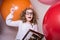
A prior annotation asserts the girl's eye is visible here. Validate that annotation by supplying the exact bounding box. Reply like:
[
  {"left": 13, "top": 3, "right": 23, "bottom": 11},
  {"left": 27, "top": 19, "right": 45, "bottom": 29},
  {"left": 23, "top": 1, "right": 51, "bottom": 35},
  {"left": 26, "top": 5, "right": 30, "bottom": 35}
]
[
  {"left": 26, "top": 13, "right": 29, "bottom": 15},
  {"left": 26, "top": 13, "right": 33, "bottom": 15}
]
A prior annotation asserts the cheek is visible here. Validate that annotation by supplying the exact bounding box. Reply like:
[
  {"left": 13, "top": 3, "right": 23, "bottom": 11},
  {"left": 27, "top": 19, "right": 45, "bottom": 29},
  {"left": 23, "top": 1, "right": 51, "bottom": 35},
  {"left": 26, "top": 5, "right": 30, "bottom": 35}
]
[
  {"left": 25, "top": 15, "right": 28, "bottom": 18},
  {"left": 31, "top": 15, "right": 33, "bottom": 18}
]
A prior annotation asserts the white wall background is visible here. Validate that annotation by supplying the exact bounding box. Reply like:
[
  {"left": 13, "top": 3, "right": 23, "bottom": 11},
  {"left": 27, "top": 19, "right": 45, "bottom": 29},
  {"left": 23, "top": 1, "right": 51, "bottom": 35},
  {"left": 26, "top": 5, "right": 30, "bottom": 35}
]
[{"left": 30, "top": 0, "right": 51, "bottom": 34}]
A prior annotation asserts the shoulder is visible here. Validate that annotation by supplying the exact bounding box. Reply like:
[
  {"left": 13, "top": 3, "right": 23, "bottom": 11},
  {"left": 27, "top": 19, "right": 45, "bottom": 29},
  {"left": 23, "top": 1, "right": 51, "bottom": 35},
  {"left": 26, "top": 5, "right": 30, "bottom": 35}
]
[{"left": 17, "top": 20, "right": 23, "bottom": 26}]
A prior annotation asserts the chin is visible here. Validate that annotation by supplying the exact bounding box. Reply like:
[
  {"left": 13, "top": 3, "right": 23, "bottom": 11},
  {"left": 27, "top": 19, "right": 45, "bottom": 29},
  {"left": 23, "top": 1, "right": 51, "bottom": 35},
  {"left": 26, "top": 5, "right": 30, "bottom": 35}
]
[{"left": 27, "top": 19, "right": 32, "bottom": 22}]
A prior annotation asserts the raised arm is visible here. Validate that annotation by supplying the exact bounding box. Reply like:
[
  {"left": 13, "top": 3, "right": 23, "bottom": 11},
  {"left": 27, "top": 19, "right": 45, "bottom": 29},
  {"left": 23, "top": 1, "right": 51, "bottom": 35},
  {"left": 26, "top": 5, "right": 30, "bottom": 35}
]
[{"left": 6, "top": 6, "right": 21, "bottom": 27}]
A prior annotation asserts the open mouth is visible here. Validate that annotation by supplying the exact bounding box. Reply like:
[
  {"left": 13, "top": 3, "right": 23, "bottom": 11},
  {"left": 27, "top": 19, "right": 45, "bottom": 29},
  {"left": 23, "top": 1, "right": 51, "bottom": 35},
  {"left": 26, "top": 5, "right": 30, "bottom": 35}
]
[{"left": 28, "top": 17, "right": 31, "bottom": 19}]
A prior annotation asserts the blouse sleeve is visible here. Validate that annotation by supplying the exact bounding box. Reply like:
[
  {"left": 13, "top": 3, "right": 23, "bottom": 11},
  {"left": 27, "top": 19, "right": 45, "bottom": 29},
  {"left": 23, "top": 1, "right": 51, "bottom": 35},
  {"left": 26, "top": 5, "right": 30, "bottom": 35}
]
[{"left": 6, "top": 13, "right": 22, "bottom": 27}]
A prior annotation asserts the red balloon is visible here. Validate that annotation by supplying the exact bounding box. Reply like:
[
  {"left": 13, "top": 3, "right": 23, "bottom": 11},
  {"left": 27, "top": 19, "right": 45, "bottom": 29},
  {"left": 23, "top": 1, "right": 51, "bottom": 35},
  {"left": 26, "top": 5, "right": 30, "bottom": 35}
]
[
  {"left": 38, "top": 0, "right": 60, "bottom": 5},
  {"left": 43, "top": 2, "right": 60, "bottom": 40}
]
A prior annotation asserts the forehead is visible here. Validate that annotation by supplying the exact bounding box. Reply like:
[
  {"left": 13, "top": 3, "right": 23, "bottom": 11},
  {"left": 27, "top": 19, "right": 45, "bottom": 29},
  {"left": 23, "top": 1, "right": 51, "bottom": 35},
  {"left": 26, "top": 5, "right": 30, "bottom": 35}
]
[{"left": 26, "top": 9, "right": 33, "bottom": 13}]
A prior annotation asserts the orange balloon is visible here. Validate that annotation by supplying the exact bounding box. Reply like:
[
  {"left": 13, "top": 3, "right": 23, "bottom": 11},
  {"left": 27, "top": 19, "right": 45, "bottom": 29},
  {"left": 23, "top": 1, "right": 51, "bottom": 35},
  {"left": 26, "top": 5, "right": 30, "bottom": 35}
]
[{"left": 1, "top": 0, "right": 31, "bottom": 20}]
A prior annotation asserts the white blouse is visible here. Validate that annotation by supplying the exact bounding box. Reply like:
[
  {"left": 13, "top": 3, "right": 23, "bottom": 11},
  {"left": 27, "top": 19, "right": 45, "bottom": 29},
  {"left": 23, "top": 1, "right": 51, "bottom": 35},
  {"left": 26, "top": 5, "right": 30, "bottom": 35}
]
[{"left": 6, "top": 13, "right": 38, "bottom": 40}]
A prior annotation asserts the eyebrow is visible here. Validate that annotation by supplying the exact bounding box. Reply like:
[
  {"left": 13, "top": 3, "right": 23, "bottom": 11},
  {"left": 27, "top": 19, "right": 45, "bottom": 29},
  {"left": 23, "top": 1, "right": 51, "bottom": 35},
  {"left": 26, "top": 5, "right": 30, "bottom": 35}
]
[{"left": 26, "top": 11, "right": 33, "bottom": 13}]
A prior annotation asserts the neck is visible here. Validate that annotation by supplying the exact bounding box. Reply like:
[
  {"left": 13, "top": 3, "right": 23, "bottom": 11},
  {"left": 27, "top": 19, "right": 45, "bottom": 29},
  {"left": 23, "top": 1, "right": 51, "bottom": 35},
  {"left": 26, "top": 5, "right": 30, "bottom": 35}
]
[{"left": 26, "top": 21, "right": 31, "bottom": 23}]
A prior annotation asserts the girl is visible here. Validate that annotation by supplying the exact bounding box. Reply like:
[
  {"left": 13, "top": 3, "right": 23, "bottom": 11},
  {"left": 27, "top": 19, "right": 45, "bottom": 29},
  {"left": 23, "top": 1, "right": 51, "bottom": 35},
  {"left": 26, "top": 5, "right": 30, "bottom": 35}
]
[{"left": 6, "top": 6, "right": 39, "bottom": 40}]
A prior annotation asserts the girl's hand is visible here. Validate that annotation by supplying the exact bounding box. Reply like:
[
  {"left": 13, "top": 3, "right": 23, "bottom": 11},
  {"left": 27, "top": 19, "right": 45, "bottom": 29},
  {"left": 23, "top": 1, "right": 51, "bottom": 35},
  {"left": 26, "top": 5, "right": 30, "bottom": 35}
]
[{"left": 10, "top": 5, "right": 18, "bottom": 14}]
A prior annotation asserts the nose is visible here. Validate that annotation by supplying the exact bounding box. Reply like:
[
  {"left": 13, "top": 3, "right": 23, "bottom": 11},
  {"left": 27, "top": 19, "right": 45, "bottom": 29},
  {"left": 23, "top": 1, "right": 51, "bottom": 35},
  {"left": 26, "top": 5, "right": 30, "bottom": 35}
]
[{"left": 29, "top": 14, "right": 31, "bottom": 16}]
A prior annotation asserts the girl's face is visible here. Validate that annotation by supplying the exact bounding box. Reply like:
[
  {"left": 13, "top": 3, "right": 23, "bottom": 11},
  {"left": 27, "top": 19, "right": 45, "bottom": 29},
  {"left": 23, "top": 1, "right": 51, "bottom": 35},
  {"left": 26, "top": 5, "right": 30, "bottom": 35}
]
[{"left": 25, "top": 9, "right": 33, "bottom": 22}]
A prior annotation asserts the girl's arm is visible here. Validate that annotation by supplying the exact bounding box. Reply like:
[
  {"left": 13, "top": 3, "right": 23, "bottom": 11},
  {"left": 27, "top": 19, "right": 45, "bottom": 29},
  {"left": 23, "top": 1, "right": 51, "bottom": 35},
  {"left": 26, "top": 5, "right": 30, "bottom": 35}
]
[
  {"left": 6, "top": 6, "right": 22, "bottom": 27},
  {"left": 6, "top": 13, "right": 21, "bottom": 27}
]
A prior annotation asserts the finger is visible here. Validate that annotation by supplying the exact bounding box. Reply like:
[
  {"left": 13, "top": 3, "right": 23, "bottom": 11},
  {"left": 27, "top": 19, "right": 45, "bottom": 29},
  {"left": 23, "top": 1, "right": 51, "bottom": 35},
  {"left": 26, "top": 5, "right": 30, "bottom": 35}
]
[{"left": 14, "top": 6, "right": 18, "bottom": 10}]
